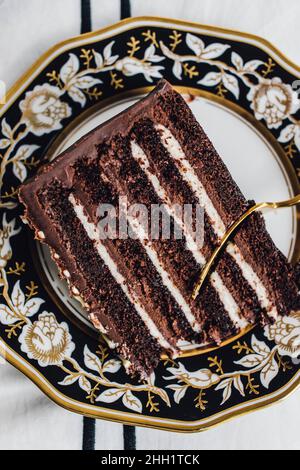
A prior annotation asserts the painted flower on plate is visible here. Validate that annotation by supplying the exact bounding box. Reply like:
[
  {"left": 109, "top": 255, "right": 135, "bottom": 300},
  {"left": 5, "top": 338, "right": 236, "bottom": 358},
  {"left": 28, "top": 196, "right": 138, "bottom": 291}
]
[
  {"left": 19, "top": 312, "right": 75, "bottom": 366},
  {"left": 19, "top": 84, "right": 71, "bottom": 136},
  {"left": 247, "top": 77, "right": 300, "bottom": 129},
  {"left": 265, "top": 312, "right": 300, "bottom": 358}
]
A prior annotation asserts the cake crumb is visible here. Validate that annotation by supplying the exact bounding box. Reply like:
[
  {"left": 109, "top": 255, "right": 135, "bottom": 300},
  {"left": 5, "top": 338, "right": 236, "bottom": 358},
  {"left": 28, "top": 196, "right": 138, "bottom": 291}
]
[
  {"left": 71, "top": 285, "right": 80, "bottom": 295},
  {"left": 37, "top": 230, "right": 45, "bottom": 240}
]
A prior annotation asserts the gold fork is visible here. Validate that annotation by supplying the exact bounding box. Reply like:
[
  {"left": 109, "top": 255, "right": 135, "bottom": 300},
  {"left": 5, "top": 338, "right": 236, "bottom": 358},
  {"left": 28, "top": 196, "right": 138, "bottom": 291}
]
[{"left": 192, "top": 194, "right": 300, "bottom": 301}]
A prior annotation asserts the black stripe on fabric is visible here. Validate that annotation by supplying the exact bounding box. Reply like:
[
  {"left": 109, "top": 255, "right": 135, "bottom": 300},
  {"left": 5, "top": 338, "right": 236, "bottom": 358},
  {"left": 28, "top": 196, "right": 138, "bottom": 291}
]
[
  {"left": 120, "top": 0, "right": 131, "bottom": 19},
  {"left": 80, "top": 0, "right": 92, "bottom": 34},
  {"left": 81, "top": 0, "right": 135, "bottom": 452},
  {"left": 82, "top": 417, "right": 96, "bottom": 450},
  {"left": 123, "top": 425, "right": 136, "bottom": 450},
  {"left": 80, "top": 0, "right": 96, "bottom": 452},
  {"left": 121, "top": 0, "right": 136, "bottom": 454}
]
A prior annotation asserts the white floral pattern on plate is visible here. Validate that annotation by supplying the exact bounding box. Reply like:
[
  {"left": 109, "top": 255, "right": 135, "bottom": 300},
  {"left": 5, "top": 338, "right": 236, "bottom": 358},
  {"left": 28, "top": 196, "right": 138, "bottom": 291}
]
[
  {"left": 0, "top": 214, "right": 170, "bottom": 414},
  {"left": 0, "top": 213, "right": 299, "bottom": 414},
  {"left": 160, "top": 34, "right": 300, "bottom": 128},
  {"left": 0, "top": 40, "right": 164, "bottom": 209},
  {"left": 165, "top": 317, "right": 300, "bottom": 408},
  {"left": 1, "top": 32, "right": 300, "bottom": 209}
]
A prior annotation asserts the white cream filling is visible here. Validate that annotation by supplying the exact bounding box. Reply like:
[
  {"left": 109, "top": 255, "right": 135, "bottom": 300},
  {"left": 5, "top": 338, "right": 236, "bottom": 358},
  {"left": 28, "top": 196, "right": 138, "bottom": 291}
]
[
  {"left": 69, "top": 194, "right": 173, "bottom": 351},
  {"left": 126, "top": 210, "right": 201, "bottom": 333},
  {"left": 226, "top": 243, "right": 278, "bottom": 319},
  {"left": 156, "top": 124, "right": 225, "bottom": 238},
  {"left": 131, "top": 140, "right": 206, "bottom": 266},
  {"left": 156, "top": 124, "right": 277, "bottom": 319},
  {"left": 210, "top": 272, "right": 248, "bottom": 329},
  {"left": 131, "top": 140, "right": 246, "bottom": 329}
]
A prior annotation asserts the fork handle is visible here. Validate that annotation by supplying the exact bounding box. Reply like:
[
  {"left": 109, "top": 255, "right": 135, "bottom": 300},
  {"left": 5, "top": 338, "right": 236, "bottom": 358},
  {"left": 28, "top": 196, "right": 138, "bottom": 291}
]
[{"left": 192, "top": 196, "right": 300, "bottom": 300}]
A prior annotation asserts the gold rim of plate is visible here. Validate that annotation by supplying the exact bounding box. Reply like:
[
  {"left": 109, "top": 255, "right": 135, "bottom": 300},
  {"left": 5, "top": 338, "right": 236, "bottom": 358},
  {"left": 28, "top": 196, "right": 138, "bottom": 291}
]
[{"left": 1, "top": 16, "right": 300, "bottom": 432}]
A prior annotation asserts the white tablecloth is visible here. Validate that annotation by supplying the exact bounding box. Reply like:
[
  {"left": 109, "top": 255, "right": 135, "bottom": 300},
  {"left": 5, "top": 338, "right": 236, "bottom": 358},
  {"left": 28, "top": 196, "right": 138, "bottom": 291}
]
[{"left": 0, "top": 0, "right": 299, "bottom": 450}]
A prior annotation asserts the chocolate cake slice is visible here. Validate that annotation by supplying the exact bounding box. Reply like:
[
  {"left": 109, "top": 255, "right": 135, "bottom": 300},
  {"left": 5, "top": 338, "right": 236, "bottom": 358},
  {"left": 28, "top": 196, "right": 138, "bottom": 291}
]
[{"left": 19, "top": 79, "right": 300, "bottom": 379}]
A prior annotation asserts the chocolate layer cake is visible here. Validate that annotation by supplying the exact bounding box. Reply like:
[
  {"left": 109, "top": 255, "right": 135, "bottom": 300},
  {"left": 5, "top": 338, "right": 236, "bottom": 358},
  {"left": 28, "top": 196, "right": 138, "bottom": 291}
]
[{"left": 19, "top": 80, "right": 300, "bottom": 379}]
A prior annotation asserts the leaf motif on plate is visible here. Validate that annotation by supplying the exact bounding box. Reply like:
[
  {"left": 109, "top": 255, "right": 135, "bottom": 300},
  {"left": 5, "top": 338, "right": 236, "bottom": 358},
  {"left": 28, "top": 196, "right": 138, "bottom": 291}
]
[
  {"left": 231, "top": 52, "right": 244, "bottom": 71},
  {"left": 0, "top": 280, "right": 44, "bottom": 325},
  {"left": 0, "top": 214, "right": 21, "bottom": 269},
  {"left": 1, "top": 118, "right": 12, "bottom": 139},
  {"left": 201, "top": 43, "right": 230, "bottom": 60},
  {"left": 58, "top": 374, "right": 79, "bottom": 386},
  {"left": 67, "top": 86, "right": 87, "bottom": 107},
  {"left": 198, "top": 71, "right": 222, "bottom": 87},
  {"left": 222, "top": 73, "right": 240, "bottom": 99},
  {"left": 71, "top": 76, "right": 102, "bottom": 89},
  {"left": 0, "top": 138, "right": 10, "bottom": 149},
  {"left": 0, "top": 303, "right": 18, "bottom": 325},
  {"left": 215, "top": 378, "right": 233, "bottom": 405},
  {"left": 103, "top": 41, "right": 119, "bottom": 65},
  {"left": 147, "top": 372, "right": 156, "bottom": 386},
  {"left": 186, "top": 33, "right": 205, "bottom": 56},
  {"left": 166, "top": 384, "right": 188, "bottom": 404},
  {"left": 122, "top": 390, "right": 143, "bottom": 413},
  {"left": 60, "top": 53, "right": 80, "bottom": 85},
  {"left": 233, "top": 376, "right": 245, "bottom": 397},
  {"left": 243, "top": 59, "right": 264, "bottom": 72},
  {"left": 260, "top": 355, "right": 279, "bottom": 388},
  {"left": 96, "top": 388, "right": 126, "bottom": 403},
  {"left": 232, "top": 53, "right": 263, "bottom": 73},
  {"left": 294, "top": 128, "right": 300, "bottom": 152},
  {"left": 22, "top": 296, "right": 45, "bottom": 318},
  {"left": 151, "top": 387, "right": 171, "bottom": 407},
  {"left": 78, "top": 375, "right": 92, "bottom": 393},
  {"left": 83, "top": 345, "right": 102, "bottom": 373},
  {"left": 12, "top": 161, "right": 27, "bottom": 184},
  {"left": 172, "top": 61, "right": 183, "bottom": 80},
  {"left": 12, "top": 281, "right": 30, "bottom": 313},
  {"left": 278, "top": 124, "right": 296, "bottom": 143},
  {"left": 93, "top": 51, "right": 103, "bottom": 68},
  {"left": 143, "top": 44, "right": 164, "bottom": 63},
  {"left": 12, "top": 144, "right": 39, "bottom": 183},
  {"left": 102, "top": 358, "right": 122, "bottom": 374},
  {"left": 234, "top": 354, "right": 263, "bottom": 368},
  {"left": 251, "top": 335, "right": 270, "bottom": 357}
]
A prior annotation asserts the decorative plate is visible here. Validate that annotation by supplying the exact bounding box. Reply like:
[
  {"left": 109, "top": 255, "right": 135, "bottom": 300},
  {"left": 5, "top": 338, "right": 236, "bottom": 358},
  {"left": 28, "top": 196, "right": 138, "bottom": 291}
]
[{"left": 0, "top": 17, "right": 300, "bottom": 432}]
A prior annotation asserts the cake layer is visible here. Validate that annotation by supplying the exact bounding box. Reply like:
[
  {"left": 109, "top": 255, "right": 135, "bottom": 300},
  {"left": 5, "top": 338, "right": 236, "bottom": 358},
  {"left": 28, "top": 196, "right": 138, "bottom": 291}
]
[
  {"left": 130, "top": 119, "right": 265, "bottom": 325},
  {"left": 37, "top": 181, "right": 165, "bottom": 378},
  {"left": 71, "top": 158, "right": 200, "bottom": 346},
  {"left": 97, "top": 135, "right": 242, "bottom": 342},
  {"left": 151, "top": 87, "right": 300, "bottom": 317},
  {"left": 19, "top": 79, "right": 300, "bottom": 379}
]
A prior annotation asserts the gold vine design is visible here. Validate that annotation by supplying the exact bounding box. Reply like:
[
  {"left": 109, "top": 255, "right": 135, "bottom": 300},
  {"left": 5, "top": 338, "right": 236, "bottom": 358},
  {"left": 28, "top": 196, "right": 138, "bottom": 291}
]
[{"left": 165, "top": 338, "right": 293, "bottom": 413}]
